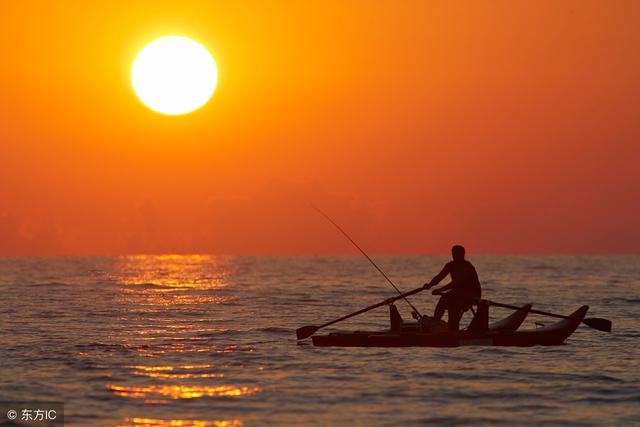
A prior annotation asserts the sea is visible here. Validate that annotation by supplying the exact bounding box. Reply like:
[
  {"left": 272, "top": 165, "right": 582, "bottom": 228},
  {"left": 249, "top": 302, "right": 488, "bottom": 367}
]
[{"left": 0, "top": 256, "right": 638, "bottom": 426}]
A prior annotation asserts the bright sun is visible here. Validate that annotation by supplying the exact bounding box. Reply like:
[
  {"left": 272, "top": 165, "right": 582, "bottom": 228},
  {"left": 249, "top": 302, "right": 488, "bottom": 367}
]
[{"left": 131, "top": 36, "right": 218, "bottom": 115}]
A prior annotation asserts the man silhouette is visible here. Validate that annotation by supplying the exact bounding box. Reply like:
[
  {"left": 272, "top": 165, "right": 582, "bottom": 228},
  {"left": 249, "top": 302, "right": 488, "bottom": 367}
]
[{"left": 423, "top": 245, "right": 482, "bottom": 331}]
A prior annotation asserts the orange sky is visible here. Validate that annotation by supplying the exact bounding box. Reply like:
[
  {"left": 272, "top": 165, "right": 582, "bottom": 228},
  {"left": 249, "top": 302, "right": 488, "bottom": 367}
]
[{"left": 1, "top": 1, "right": 639, "bottom": 255}]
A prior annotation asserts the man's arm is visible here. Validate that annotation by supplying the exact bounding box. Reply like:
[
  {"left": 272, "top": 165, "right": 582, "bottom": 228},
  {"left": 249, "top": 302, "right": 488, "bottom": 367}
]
[
  {"left": 431, "top": 282, "right": 454, "bottom": 295},
  {"left": 423, "top": 264, "right": 450, "bottom": 289}
]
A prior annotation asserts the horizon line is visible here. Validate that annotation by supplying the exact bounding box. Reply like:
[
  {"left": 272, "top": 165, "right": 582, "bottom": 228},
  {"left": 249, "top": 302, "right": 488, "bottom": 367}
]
[{"left": 0, "top": 253, "right": 638, "bottom": 257}]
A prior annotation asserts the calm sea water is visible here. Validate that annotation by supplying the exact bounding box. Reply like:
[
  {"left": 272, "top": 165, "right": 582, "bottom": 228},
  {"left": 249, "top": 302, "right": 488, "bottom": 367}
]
[{"left": 0, "top": 256, "right": 638, "bottom": 426}]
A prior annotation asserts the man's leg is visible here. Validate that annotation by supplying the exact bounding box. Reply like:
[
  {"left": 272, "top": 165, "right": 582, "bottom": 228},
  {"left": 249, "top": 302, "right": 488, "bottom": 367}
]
[
  {"left": 447, "top": 305, "right": 463, "bottom": 331},
  {"left": 433, "top": 293, "right": 451, "bottom": 320}
]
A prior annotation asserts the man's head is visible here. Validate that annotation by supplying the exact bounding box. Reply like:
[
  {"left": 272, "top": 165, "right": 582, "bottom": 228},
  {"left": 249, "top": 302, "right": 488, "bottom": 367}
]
[{"left": 451, "top": 245, "right": 465, "bottom": 261}]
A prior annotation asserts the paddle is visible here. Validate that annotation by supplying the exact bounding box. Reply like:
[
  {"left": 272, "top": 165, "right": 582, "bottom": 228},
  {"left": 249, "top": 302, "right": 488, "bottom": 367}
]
[
  {"left": 296, "top": 286, "right": 426, "bottom": 340},
  {"left": 488, "top": 300, "right": 612, "bottom": 332}
]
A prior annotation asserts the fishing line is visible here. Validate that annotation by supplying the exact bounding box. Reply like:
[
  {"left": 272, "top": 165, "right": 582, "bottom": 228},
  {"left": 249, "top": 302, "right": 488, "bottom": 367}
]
[{"left": 312, "top": 204, "right": 423, "bottom": 318}]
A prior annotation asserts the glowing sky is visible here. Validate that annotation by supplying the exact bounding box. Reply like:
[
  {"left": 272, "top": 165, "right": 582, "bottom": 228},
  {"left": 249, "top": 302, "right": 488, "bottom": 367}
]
[{"left": 0, "top": 1, "right": 638, "bottom": 255}]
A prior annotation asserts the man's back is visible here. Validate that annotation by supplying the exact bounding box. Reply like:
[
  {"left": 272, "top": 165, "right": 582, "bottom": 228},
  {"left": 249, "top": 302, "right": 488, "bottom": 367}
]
[{"left": 447, "top": 259, "right": 481, "bottom": 298}]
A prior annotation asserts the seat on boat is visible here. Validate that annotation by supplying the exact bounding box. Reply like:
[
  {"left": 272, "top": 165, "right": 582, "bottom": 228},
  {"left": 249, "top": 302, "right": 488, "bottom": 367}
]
[
  {"left": 389, "top": 304, "right": 448, "bottom": 333},
  {"left": 389, "top": 304, "right": 404, "bottom": 331},
  {"left": 466, "top": 299, "right": 490, "bottom": 333}
]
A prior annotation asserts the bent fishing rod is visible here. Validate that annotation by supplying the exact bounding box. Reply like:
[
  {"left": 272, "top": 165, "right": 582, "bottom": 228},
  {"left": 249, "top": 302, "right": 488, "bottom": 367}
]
[{"left": 312, "top": 205, "right": 423, "bottom": 318}]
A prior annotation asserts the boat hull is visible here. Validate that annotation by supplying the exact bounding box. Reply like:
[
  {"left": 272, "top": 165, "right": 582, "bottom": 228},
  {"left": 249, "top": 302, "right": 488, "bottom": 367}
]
[{"left": 312, "top": 306, "right": 588, "bottom": 348}]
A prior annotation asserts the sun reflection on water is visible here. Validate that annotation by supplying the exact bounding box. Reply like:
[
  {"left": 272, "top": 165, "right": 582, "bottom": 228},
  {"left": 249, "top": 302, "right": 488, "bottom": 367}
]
[
  {"left": 127, "top": 364, "right": 224, "bottom": 379},
  {"left": 101, "top": 255, "right": 237, "bottom": 357},
  {"left": 120, "top": 288, "right": 230, "bottom": 306},
  {"left": 108, "top": 384, "right": 261, "bottom": 399},
  {"left": 113, "top": 255, "right": 232, "bottom": 307},
  {"left": 128, "top": 365, "right": 215, "bottom": 371},
  {"left": 120, "top": 418, "right": 242, "bottom": 427},
  {"left": 110, "top": 255, "right": 233, "bottom": 291},
  {"left": 98, "top": 256, "right": 258, "bottom": 420}
]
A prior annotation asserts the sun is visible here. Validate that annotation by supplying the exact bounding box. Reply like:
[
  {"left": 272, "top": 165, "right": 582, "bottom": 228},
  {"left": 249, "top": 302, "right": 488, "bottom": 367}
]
[{"left": 131, "top": 36, "right": 218, "bottom": 115}]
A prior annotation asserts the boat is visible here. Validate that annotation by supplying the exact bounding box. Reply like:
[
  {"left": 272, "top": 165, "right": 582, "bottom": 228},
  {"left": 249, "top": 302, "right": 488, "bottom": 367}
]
[
  {"left": 311, "top": 304, "right": 589, "bottom": 347},
  {"left": 298, "top": 213, "right": 610, "bottom": 346}
]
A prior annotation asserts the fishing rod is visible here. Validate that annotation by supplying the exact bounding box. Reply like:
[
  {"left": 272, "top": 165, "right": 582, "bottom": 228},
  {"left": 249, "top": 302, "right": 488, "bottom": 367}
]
[{"left": 312, "top": 205, "right": 423, "bottom": 318}]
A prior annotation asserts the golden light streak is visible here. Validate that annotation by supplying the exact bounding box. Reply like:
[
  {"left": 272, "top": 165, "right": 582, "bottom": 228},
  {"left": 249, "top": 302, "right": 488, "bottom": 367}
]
[
  {"left": 119, "top": 418, "right": 242, "bottom": 427},
  {"left": 108, "top": 384, "right": 261, "bottom": 399}
]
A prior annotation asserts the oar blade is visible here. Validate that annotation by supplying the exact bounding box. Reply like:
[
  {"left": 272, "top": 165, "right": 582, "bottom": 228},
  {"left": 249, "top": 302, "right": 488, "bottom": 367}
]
[
  {"left": 296, "top": 325, "right": 319, "bottom": 340},
  {"left": 583, "top": 317, "right": 612, "bottom": 332}
]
